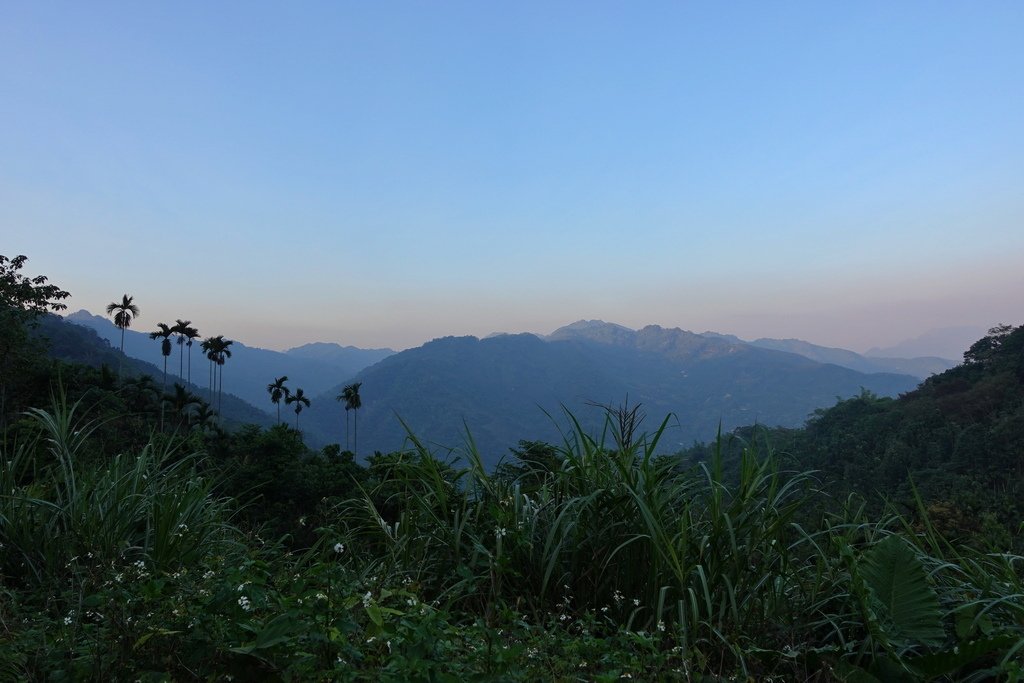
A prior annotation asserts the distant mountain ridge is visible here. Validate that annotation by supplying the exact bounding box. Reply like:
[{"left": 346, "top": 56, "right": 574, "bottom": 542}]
[
  {"left": 302, "top": 320, "right": 924, "bottom": 468},
  {"left": 866, "top": 325, "right": 987, "bottom": 361},
  {"left": 745, "top": 337, "right": 953, "bottom": 378},
  {"left": 284, "top": 342, "right": 395, "bottom": 370},
  {"left": 63, "top": 312, "right": 966, "bottom": 463}
]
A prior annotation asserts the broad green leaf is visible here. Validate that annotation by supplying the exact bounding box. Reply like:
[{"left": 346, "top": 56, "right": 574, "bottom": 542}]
[{"left": 860, "top": 535, "right": 944, "bottom": 646}]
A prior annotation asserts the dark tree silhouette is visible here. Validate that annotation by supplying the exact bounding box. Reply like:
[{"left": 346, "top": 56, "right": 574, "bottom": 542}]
[
  {"left": 106, "top": 294, "right": 140, "bottom": 380},
  {"left": 285, "top": 387, "right": 311, "bottom": 430},
  {"left": 182, "top": 324, "right": 200, "bottom": 385},
  {"left": 150, "top": 322, "right": 175, "bottom": 431},
  {"left": 149, "top": 323, "right": 174, "bottom": 394},
  {"left": 163, "top": 382, "right": 201, "bottom": 430},
  {"left": 200, "top": 335, "right": 232, "bottom": 413},
  {"left": 267, "top": 375, "right": 291, "bottom": 424},
  {"left": 340, "top": 382, "right": 363, "bottom": 455},
  {"left": 172, "top": 319, "right": 193, "bottom": 380},
  {"left": 0, "top": 255, "right": 70, "bottom": 426}
]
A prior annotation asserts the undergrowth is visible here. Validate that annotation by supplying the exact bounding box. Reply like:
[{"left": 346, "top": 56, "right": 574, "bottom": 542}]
[{"left": 1, "top": 396, "right": 1021, "bottom": 680}]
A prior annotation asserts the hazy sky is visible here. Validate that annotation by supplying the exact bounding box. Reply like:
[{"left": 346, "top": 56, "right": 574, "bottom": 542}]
[{"left": 2, "top": 2, "right": 1021, "bottom": 353}]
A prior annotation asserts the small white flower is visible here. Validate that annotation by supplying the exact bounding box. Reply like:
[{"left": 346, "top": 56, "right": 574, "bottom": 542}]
[
  {"left": 633, "top": 598, "right": 640, "bottom": 606},
  {"left": 362, "top": 591, "right": 373, "bottom": 607},
  {"left": 657, "top": 620, "right": 666, "bottom": 632},
  {"left": 238, "top": 596, "right": 252, "bottom": 611},
  {"left": 333, "top": 542, "right": 344, "bottom": 554}
]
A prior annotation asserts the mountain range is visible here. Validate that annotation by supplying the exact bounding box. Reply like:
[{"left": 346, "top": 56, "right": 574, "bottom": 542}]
[
  {"left": 297, "top": 321, "right": 930, "bottom": 466},
  {"left": 64, "top": 312, "right": 960, "bottom": 465}
]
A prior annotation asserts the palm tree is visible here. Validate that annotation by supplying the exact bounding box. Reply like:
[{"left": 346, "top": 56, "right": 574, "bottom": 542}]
[
  {"left": 106, "top": 294, "right": 140, "bottom": 380},
  {"left": 336, "top": 386, "right": 352, "bottom": 451},
  {"left": 149, "top": 322, "right": 174, "bottom": 431},
  {"left": 183, "top": 325, "right": 200, "bottom": 385},
  {"left": 190, "top": 402, "right": 218, "bottom": 434},
  {"left": 285, "top": 387, "right": 311, "bottom": 430},
  {"left": 200, "top": 335, "right": 232, "bottom": 413},
  {"left": 149, "top": 323, "right": 174, "bottom": 394},
  {"left": 215, "top": 338, "right": 233, "bottom": 413},
  {"left": 163, "top": 383, "right": 201, "bottom": 430},
  {"left": 267, "top": 376, "right": 290, "bottom": 425},
  {"left": 340, "top": 382, "right": 362, "bottom": 456},
  {"left": 172, "top": 319, "right": 192, "bottom": 380},
  {"left": 200, "top": 336, "right": 216, "bottom": 402}
]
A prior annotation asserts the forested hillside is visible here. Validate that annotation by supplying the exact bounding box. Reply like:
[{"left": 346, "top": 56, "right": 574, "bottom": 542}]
[{"left": 680, "top": 323, "right": 1024, "bottom": 547}]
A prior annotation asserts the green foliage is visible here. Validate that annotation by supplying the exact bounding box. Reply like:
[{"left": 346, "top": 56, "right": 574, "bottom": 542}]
[
  {"left": 0, "top": 255, "right": 72, "bottom": 427},
  {"left": 1, "top": 280, "right": 1022, "bottom": 681},
  {"left": 857, "top": 535, "right": 944, "bottom": 648}
]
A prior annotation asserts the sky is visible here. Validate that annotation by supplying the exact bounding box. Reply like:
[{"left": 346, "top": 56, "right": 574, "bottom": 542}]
[{"left": 2, "top": 2, "right": 1021, "bottom": 353}]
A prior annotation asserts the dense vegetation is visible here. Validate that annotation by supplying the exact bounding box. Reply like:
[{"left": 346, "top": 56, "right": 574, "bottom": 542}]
[
  {"left": 2, "top": 256, "right": 1022, "bottom": 680},
  {"left": 679, "top": 323, "right": 1024, "bottom": 551}
]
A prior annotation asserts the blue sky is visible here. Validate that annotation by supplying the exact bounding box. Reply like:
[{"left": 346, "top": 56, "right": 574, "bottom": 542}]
[{"left": 2, "top": 2, "right": 1021, "bottom": 352}]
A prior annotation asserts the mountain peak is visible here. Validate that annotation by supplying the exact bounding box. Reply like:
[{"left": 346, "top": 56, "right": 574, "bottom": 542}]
[{"left": 548, "top": 320, "right": 636, "bottom": 344}]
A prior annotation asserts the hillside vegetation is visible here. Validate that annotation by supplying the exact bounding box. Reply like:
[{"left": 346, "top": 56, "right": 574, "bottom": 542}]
[
  {"left": 2, "top": 256, "right": 1022, "bottom": 680},
  {"left": 679, "top": 323, "right": 1024, "bottom": 550}
]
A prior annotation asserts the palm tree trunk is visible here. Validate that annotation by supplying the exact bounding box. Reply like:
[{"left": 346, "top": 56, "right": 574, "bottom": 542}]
[
  {"left": 118, "top": 326, "right": 126, "bottom": 380},
  {"left": 354, "top": 409, "right": 358, "bottom": 457}
]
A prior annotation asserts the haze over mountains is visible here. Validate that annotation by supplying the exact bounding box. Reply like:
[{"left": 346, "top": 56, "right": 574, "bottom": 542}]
[
  {"left": 64, "top": 311, "right": 960, "bottom": 466},
  {"left": 865, "top": 325, "right": 987, "bottom": 362}
]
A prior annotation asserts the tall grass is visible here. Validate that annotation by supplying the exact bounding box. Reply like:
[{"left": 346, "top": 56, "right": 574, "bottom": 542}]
[
  {"left": 0, "top": 391, "right": 241, "bottom": 586},
  {"left": 336, "top": 408, "right": 1024, "bottom": 678}
]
